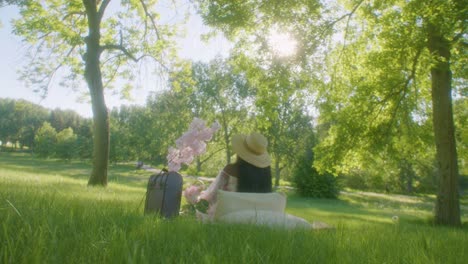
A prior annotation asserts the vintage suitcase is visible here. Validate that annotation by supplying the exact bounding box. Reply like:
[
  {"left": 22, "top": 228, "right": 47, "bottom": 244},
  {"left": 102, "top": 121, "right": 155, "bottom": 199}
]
[{"left": 144, "top": 169, "right": 183, "bottom": 218}]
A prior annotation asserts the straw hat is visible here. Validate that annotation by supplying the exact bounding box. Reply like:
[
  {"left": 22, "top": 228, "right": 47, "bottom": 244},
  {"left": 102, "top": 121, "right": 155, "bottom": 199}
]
[{"left": 232, "top": 132, "right": 271, "bottom": 168}]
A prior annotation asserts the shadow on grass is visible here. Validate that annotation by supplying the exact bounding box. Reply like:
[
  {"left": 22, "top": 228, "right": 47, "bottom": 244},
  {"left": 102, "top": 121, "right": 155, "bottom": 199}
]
[
  {"left": 286, "top": 191, "right": 468, "bottom": 230},
  {"left": 0, "top": 152, "right": 153, "bottom": 189},
  {"left": 340, "top": 191, "right": 435, "bottom": 211},
  {"left": 285, "top": 192, "right": 438, "bottom": 226}
]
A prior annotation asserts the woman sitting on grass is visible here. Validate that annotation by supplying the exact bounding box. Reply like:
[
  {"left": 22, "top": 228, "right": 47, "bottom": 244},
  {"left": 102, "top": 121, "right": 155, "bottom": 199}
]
[
  {"left": 197, "top": 132, "right": 331, "bottom": 230},
  {"left": 198, "top": 132, "right": 272, "bottom": 208}
]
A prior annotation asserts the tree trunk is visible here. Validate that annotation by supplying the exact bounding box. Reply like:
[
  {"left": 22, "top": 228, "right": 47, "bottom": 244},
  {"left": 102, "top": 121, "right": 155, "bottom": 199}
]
[
  {"left": 223, "top": 127, "right": 231, "bottom": 164},
  {"left": 406, "top": 164, "right": 413, "bottom": 194},
  {"left": 226, "top": 148, "right": 231, "bottom": 164},
  {"left": 274, "top": 159, "right": 280, "bottom": 187},
  {"left": 427, "top": 23, "right": 461, "bottom": 226},
  {"left": 399, "top": 159, "right": 414, "bottom": 194},
  {"left": 196, "top": 157, "right": 202, "bottom": 174},
  {"left": 84, "top": 0, "right": 109, "bottom": 186}
]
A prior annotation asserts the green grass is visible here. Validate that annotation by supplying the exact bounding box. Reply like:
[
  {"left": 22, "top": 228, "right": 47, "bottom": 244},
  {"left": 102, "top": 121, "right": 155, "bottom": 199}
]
[{"left": 1, "top": 152, "right": 467, "bottom": 263}]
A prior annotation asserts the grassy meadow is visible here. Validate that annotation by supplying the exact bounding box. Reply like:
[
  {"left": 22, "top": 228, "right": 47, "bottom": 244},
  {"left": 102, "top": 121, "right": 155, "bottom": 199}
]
[{"left": 1, "top": 152, "right": 467, "bottom": 263}]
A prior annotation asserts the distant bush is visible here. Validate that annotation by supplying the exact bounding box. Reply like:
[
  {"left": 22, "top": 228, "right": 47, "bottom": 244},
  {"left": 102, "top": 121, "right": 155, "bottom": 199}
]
[
  {"left": 341, "top": 171, "right": 369, "bottom": 190},
  {"left": 0, "top": 146, "right": 16, "bottom": 152},
  {"left": 293, "top": 146, "right": 339, "bottom": 199},
  {"left": 34, "top": 122, "right": 57, "bottom": 158},
  {"left": 76, "top": 135, "right": 93, "bottom": 160},
  {"left": 55, "top": 127, "right": 78, "bottom": 160},
  {"left": 34, "top": 123, "right": 79, "bottom": 160}
]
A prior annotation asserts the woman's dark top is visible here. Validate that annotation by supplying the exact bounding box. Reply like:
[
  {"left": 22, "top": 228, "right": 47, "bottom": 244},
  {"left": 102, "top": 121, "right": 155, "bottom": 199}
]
[{"left": 236, "top": 158, "right": 272, "bottom": 193}]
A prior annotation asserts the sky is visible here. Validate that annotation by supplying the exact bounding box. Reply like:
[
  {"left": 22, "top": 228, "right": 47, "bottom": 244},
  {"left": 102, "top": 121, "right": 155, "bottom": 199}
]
[{"left": 0, "top": 3, "right": 232, "bottom": 118}]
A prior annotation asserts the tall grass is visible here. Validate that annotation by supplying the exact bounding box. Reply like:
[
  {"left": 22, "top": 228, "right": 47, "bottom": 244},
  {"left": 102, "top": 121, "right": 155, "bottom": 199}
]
[{"left": 1, "top": 152, "right": 467, "bottom": 263}]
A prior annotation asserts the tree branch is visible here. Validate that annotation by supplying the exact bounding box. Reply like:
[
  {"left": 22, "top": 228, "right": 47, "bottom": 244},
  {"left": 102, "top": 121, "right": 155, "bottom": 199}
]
[
  {"left": 63, "top": 11, "right": 86, "bottom": 20},
  {"left": 0, "top": 0, "right": 26, "bottom": 7},
  {"left": 199, "top": 147, "right": 225, "bottom": 164},
  {"left": 374, "top": 46, "right": 424, "bottom": 141},
  {"left": 101, "top": 54, "right": 124, "bottom": 89},
  {"left": 101, "top": 44, "right": 139, "bottom": 61},
  {"left": 97, "top": 0, "right": 111, "bottom": 22},
  {"left": 100, "top": 43, "right": 170, "bottom": 71},
  {"left": 328, "top": 0, "right": 365, "bottom": 91},
  {"left": 335, "top": 0, "right": 366, "bottom": 64},
  {"left": 139, "top": 0, "right": 161, "bottom": 40},
  {"left": 35, "top": 45, "right": 77, "bottom": 99},
  {"left": 322, "top": 0, "right": 365, "bottom": 35}
]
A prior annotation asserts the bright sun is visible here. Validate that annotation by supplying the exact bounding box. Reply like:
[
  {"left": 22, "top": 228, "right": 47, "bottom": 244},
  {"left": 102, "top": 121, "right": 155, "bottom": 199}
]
[{"left": 268, "top": 30, "right": 297, "bottom": 57}]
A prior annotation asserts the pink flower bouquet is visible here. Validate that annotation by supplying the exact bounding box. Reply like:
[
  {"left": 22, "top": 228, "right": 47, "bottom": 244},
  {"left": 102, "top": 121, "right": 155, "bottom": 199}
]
[
  {"left": 182, "top": 183, "right": 209, "bottom": 215},
  {"left": 167, "top": 118, "right": 221, "bottom": 172},
  {"left": 183, "top": 185, "right": 202, "bottom": 205},
  {"left": 167, "top": 117, "right": 218, "bottom": 216}
]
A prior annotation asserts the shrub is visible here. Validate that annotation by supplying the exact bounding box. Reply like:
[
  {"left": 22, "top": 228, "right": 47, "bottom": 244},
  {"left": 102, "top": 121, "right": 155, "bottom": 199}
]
[
  {"left": 293, "top": 147, "right": 339, "bottom": 199},
  {"left": 55, "top": 127, "right": 78, "bottom": 160},
  {"left": 34, "top": 122, "right": 57, "bottom": 157},
  {"left": 341, "top": 172, "right": 366, "bottom": 190},
  {"left": 76, "top": 135, "right": 93, "bottom": 159},
  {"left": 76, "top": 122, "right": 93, "bottom": 160}
]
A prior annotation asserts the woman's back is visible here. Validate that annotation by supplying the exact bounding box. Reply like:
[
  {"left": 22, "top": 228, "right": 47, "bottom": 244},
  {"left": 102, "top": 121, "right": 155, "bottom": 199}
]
[{"left": 236, "top": 158, "right": 272, "bottom": 193}]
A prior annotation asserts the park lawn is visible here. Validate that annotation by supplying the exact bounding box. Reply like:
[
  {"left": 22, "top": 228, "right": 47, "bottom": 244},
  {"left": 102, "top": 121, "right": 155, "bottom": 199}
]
[{"left": 1, "top": 152, "right": 467, "bottom": 263}]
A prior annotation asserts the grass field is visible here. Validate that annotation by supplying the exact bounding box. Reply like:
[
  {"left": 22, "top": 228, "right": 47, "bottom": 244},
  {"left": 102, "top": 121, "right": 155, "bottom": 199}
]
[{"left": 1, "top": 152, "right": 467, "bottom": 263}]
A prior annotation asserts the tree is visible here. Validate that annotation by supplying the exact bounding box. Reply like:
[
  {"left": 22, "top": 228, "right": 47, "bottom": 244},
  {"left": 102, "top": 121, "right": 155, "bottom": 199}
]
[
  {"left": 0, "top": 0, "right": 25, "bottom": 7},
  {"left": 75, "top": 118, "right": 93, "bottom": 159},
  {"left": 17, "top": 100, "right": 49, "bottom": 150},
  {"left": 49, "top": 109, "right": 82, "bottom": 133},
  {"left": 194, "top": 0, "right": 465, "bottom": 225},
  {"left": 193, "top": 0, "right": 330, "bottom": 186},
  {"left": 454, "top": 98, "right": 467, "bottom": 176},
  {"left": 230, "top": 54, "right": 315, "bottom": 186},
  {"left": 144, "top": 90, "right": 193, "bottom": 164},
  {"left": 0, "top": 98, "right": 17, "bottom": 147},
  {"left": 109, "top": 105, "right": 150, "bottom": 163},
  {"left": 293, "top": 133, "right": 339, "bottom": 198},
  {"left": 191, "top": 58, "right": 254, "bottom": 165},
  {"left": 424, "top": 0, "right": 464, "bottom": 225},
  {"left": 0, "top": 99, "right": 49, "bottom": 150},
  {"left": 12, "top": 0, "right": 182, "bottom": 185},
  {"left": 56, "top": 127, "right": 78, "bottom": 160},
  {"left": 34, "top": 122, "right": 57, "bottom": 157},
  {"left": 313, "top": 0, "right": 465, "bottom": 226},
  {"left": 109, "top": 107, "right": 133, "bottom": 163}
]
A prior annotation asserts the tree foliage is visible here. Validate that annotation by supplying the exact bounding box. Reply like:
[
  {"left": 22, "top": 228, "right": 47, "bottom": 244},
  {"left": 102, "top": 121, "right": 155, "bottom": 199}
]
[
  {"left": 0, "top": 98, "right": 48, "bottom": 149},
  {"left": 293, "top": 133, "right": 339, "bottom": 198},
  {"left": 313, "top": 0, "right": 465, "bottom": 226},
  {"left": 191, "top": 57, "right": 254, "bottom": 165},
  {"left": 0, "top": 98, "right": 92, "bottom": 158},
  {"left": 193, "top": 0, "right": 466, "bottom": 225},
  {"left": 0, "top": 98, "right": 18, "bottom": 146},
  {"left": 34, "top": 122, "right": 57, "bottom": 157},
  {"left": 56, "top": 127, "right": 78, "bottom": 160},
  {"left": 12, "top": 0, "right": 184, "bottom": 186}
]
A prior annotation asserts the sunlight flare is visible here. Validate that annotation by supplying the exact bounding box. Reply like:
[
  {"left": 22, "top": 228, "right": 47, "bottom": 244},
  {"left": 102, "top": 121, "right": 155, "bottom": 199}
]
[{"left": 268, "top": 29, "right": 297, "bottom": 57}]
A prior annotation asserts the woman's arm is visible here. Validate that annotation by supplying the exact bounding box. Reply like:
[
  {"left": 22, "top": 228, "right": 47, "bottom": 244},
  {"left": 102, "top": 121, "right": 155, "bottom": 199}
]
[{"left": 198, "top": 168, "right": 230, "bottom": 204}]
